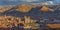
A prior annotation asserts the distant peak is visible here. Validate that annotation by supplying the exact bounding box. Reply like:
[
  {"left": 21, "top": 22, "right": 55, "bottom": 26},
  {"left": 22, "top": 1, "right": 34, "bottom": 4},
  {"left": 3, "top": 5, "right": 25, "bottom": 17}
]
[{"left": 16, "top": 4, "right": 37, "bottom": 12}]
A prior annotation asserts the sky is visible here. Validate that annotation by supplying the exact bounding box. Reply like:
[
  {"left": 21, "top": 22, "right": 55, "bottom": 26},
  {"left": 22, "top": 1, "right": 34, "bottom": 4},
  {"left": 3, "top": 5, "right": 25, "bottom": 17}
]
[{"left": 0, "top": 0, "right": 60, "bottom": 6}]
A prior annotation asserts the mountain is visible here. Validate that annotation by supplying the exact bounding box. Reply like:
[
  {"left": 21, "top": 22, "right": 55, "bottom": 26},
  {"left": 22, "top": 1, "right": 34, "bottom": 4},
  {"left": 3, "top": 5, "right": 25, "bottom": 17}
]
[
  {"left": 0, "top": 4, "right": 60, "bottom": 20},
  {"left": 16, "top": 4, "right": 37, "bottom": 12},
  {"left": 0, "top": 5, "right": 15, "bottom": 13},
  {"left": 0, "top": 4, "right": 60, "bottom": 29}
]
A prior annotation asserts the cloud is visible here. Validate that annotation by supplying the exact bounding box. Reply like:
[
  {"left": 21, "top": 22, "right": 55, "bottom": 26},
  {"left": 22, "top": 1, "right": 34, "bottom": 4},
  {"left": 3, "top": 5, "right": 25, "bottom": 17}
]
[
  {"left": 21, "top": 0, "right": 39, "bottom": 2},
  {"left": 41, "top": 1, "right": 54, "bottom": 5},
  {"left": 6, "top": 0, "right": 39, "bottom": 2},
  {"left": 8, "top": 0, "right": 14, "bottom": 1},
  {"left": 7, "top": 0, "right": 18, "bottom": 2},
  {"left": 53, "top": 0, "right": 60, "bottom": 4}
]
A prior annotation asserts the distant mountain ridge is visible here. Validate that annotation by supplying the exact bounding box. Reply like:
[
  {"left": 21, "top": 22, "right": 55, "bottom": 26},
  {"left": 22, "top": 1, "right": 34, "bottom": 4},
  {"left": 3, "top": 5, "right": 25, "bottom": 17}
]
[{"left": 0, "top": 4, "right": 60, "bottom": 13}]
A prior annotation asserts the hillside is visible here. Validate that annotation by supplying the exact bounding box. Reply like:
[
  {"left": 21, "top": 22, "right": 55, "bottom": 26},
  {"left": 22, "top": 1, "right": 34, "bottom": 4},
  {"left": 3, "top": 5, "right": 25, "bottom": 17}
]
[{"left": 0, "top": 5, "right": 15, "bottom": 13}]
